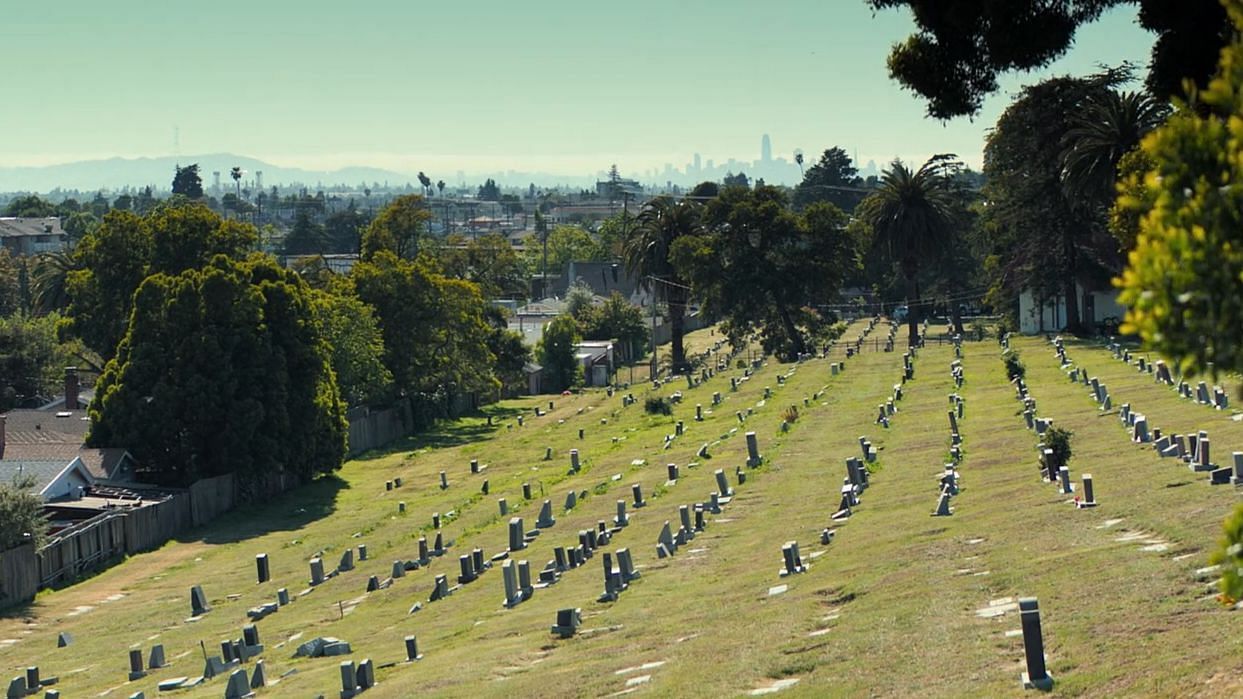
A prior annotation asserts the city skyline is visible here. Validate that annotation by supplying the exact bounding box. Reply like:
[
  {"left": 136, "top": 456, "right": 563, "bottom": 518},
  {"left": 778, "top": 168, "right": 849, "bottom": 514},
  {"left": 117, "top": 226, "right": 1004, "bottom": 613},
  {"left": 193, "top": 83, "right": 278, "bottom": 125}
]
[{"left": 2, "top": 1, "right": 1154, "bottom": 181}]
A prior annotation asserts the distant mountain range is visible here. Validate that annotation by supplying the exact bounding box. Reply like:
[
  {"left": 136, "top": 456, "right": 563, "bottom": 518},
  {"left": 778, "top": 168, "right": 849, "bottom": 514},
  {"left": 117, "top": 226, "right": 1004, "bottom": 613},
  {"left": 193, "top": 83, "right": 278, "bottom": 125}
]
[{"left": 0, "top": 154, "right": 413, "bottom": 194}]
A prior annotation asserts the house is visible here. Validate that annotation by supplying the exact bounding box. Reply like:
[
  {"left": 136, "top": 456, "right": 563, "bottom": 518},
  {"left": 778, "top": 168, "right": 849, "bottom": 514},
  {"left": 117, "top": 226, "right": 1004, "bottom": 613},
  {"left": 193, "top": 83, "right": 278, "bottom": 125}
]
[
  {"left": 1018, "top": 283, "right": 1127, "bottom": 335},
  {"left": 0, "top": 409, "right": 138, "bottom": 500},
  {"left": 575, "top": 341, "right": 615, "bottom": 387},
  {"left": 0, "top": 217, "right": 68, "bottom": 256},
  {"left": 561, "top": 260, "right": 648, "bottom": 305}
]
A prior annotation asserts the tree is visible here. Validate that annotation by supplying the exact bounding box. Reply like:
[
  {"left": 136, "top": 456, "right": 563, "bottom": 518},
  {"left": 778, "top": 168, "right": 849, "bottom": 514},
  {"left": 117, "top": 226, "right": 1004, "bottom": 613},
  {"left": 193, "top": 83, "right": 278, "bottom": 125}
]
[
  {"left": 673, "top": 187, "right": 857, "bottom": 359},
  {"left": 0, "top": 474, "right": 47, "bottom": 551},
  {"left": 88, "top": 255, "right": 346, "bottom": 487},
  {"left": 722, "top": 172, "right": 750, "bottom": 188},
  {"left": 869, "top": 0, "right": 1229, "bottom": 119},
  {"left": 0, "top": 248, "right": 24, "bottom": 317},
  {"left": 4, "top": 195, "right": 55, "bottom": 218},
  {"left": 437, "top": 180, "right": 446, "bottom": 197},
  {"left": 0, "top": 312, "right": 81, "bottom": 411},
  {"left": 230, "top": 166, "right": 243, "bottom": 201},
  {"left": 30, "top": 250, "right": 77, "bottom": 315},
  {"left": 575, "top": 291, "right": 650, "bottom": 363},
  {"left": 624, "top": 197, "right": 699, "bottom": 371},
  {"left": 361, "top": 194, "right": 431, "bottom": 260},
  {"left": 792, "top": 147, "right": 867, "bottom": 212},
  {"left": 172, "top": 164, "right": 204, "bottom": 199},
  {"left": 324, "top": 203, "right": 369, "bottom": 254},
  {"left": 66, "top": 202, "right": 257, "bottom": 359},
  {"left": 478, "top": 178, "right": 501, "bottom": 201},
  {"left": 63, "top": 211, "right": 100, "bottom": 243},
  {"left": 981, "top": 72, "right": 1126, "bottom": 331},
  {"left": 436, "top": 232, "right": 527, "bottom": 300},
  {"left": 284, "top": 210, "right": 327, "bottom": 256},
  {"left": 538, "top": 314, "right": 580, "bottom": 392},
  {"left": 483, "top": 305, "right": 531, "bottom": 395},
  {"left": 1061, "top": 90, "right": 1170, "bottom": 211},
  {"left": 856, "top": 155, "right": 964, "bottom": 346},
  {"left": 1115, "top": 0, "right": 1243, "bottom": 379},
  {"left": 352, "top": 252, "right": 498, "bottom": 401},
  {"left": 523, "top": 224, "right": 604, "bottom": 276},
  {"left": 311, "top": 284, "right": 393, "bottom": 407}
]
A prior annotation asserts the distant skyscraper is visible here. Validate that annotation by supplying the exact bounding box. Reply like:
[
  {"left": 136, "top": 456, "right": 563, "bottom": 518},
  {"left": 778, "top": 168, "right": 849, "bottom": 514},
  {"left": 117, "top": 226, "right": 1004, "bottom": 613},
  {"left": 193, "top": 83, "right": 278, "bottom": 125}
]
[
  {"left": 212, "top": 171, "right": 221, "bottom": 192},
  {"left": 693, "top": 153, "right": 702, "bottom": 173},
  {"left": 761, "top": 134, "right": 772, "bottom": 162}
]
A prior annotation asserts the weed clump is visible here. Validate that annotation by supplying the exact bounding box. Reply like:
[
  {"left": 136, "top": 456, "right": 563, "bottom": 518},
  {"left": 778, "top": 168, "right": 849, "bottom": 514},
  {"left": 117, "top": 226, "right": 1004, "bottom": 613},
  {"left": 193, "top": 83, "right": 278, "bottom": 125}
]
[{"left": 644, "top": 396, "right": 672, "bottom": 415}]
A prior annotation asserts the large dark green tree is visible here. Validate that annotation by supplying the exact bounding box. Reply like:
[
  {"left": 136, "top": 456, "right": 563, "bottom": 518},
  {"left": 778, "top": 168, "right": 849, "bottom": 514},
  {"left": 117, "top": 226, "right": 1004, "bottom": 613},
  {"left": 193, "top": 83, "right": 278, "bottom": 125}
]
[
  {"left": 361, "top": 195, "right": 432, "bottom": 260},
  {"left": 88, "top": 255, "right": 346, "bottom": 486},
  {"left": 171, "top": 164, "right": 204, "bottom": 198},
  {"left": 869, "top": 0, "right": 1228, "bottom": 119},
  {"left": 66, "top": 203, "right": 257, "bottom": 358},
  {"left": 352, "top": 251, "right": 497, "bottom": 404},
  {"left": 672, "top": 186, "right": 857, "bottom": 359},
  {"left": 792, "top": 147, "right": 867, "bottom": 212},
  {"left": 982, "top": 72, "right": 1125, "bottom": 332},
  {"left": 856, "top": 155, "right": 964, "bottom": 345},
  {"left": 624, "top": 197, "right": 699, "bottom": 372}
]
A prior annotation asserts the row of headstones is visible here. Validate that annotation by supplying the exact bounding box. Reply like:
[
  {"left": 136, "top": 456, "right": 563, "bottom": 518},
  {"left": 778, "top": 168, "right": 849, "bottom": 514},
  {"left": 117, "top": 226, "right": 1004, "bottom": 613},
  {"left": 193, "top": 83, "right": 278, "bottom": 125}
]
[
  {"left": 1103, "top": 339, "right": 1231, "bottom": 411},
  {"left": 844, "top": 316, "right": 880, "bottom": 358},
  {"left": 1015, "top": 347, "right": 1100, "bottom": 508},
  {"left": 1058, "top": 336, "right": 1242, "bottom": 486},
  {"left": 791, "top": 330, "right": 913, "bottom": 575},
  {"left": 934, "top": 357, "right": 969, "bottom": 516}
]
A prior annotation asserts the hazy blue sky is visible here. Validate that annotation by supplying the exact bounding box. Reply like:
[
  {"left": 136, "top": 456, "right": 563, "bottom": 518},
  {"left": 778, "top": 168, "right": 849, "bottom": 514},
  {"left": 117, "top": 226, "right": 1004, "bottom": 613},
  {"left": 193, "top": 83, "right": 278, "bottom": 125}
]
[{"left": 1, "top": 1, "right": 1155, "bottom": 176}]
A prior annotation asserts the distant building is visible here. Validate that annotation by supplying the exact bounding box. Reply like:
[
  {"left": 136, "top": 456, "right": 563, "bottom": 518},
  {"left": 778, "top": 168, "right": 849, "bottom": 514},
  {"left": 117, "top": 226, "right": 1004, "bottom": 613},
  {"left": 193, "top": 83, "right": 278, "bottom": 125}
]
[
  {"left": 1018, "top": 283, "right": 1126, "bottom": 334},
  {"left": 0, "top": 217, "right": 67, "bottom": 256},
  {"left": 761, "top": 133, "right": 772, "bottom": 162},
  {"left": 595, "top": 178, "right": 643, "bottom": 200}
]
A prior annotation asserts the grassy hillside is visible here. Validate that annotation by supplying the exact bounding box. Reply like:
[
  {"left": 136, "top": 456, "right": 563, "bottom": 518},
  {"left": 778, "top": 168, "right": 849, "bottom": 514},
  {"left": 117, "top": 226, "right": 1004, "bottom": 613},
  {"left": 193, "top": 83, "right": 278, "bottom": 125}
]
[{"left": 2, "top": 325, "right": 1241, "bottom": 698}]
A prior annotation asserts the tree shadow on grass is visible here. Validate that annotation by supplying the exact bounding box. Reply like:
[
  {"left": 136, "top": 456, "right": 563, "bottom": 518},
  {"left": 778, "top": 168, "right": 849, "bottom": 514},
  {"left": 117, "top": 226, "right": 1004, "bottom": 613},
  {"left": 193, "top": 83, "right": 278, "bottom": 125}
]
[
  {"left": 179, "top": 475, "right": 349, "bottom": 545},
  {"left": 350, "top": 405, "right": 529, "bottom": 461}
]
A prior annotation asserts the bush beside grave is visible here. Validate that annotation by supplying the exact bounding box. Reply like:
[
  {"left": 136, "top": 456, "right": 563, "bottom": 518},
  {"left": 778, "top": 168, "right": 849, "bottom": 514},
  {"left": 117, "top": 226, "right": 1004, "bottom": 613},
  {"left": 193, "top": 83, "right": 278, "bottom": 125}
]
[{"left": 644, "top": 396, "right": 673, "bottom": 415}]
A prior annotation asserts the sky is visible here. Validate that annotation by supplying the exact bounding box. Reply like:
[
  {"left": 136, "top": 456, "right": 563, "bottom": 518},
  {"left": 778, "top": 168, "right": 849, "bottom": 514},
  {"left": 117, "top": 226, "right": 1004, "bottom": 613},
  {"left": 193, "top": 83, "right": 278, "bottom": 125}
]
[{"left": 0, "top": 1, "right": 1157, "bottom": 179}]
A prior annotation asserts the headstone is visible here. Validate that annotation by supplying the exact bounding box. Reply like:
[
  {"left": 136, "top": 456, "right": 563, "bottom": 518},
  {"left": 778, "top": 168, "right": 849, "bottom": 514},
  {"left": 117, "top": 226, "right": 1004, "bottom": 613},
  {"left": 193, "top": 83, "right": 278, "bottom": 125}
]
[
  {"left": 1018, "top": 598, "right": 1054, "bottom": 690},
  {"left": 358, "top": 544, "right": 367, "bottom": 561},
  {"left": 1077, "top": 474, "right": 1098, "bottom": 508},
  {"left": 367, "top": 575, "right": 380, "bottom": 592},
  {"left": 128, "top": 649, "right": 146, "bottom": 680},
  {"left": 224, "top": 668, "right": 250, "bottom": 699},
  {"left": 518, "top": 559, "right": 534, "bottom": 597},
  {"left": 148, "top": 644, "right": 166, "bottom": 669},
  {"left": 780, "top": 541, "right": 806, "bottom": 576},
  {"left": 430, "top": 574, "right": 450, "bottom": 602},
  {"left": 439, "top": 470, "right": 449, "bottom": 490},
  {"left": 339, "top": 661, "right": 357, "bottom": 699},
  {"left": 338, "top": 547, "right": 354, "bottom": 573},
  {"left": 277, "top": 587, "right": 290, "bottom": 605},
  {"left": 614, "top": 500, "right": 629, "bottom": 527},
  {"left": 57, "top": 632, "right": 72, "bottom": 648},
  {"left": 536, "top": 499, "right": 556, "bottom": 529},
  {"left": 932, "top": 486, "right": 952, "bottom": 517},
  {"left": 551, "top": 608, "right": 582, "bottom": 638},
  {"left": 508, "top": 517, "right": 526, "bottom": 552},
  {"left": 679, "top": 505, "right": 695, "bottom": 541},
  {"left": 392, "top": 561, "right": 405, "bottom": 579},
  {"left": 255, "top": 554, "right": 270, "bottom": 584},
  {"left": 250, "top": 659, "right": 266, "bottom": 689},
  {"left": 1058, "top": 466, "right": 1073, "bottom": 495},
  {"left": 502, "top": 559, "right": 522, "bottom": 608},
  {"left": 498, "top": 498, "right": 508, "bottom": 515},
  {"left": 190, "top": 585, "right": 210, "bottom": 616},
  {"left": 745, "top": 431, "right": 761, "bottom": 467},
  {"left": 417, "top": 536, "right": 430, "bottom": 563},
  {"left": 522, "top": 482, "right": 532, "bottom": 500},
  {"left": 667, "top": 463, "right": 679, "bottom": 482},
  {"left": 632, "top": 484, "right": 646, "bottom": 508},
  {"left": 570, "top": 449, "right": 581, "bottom": 472},
  {"left": 714, "top": 468, "right": 734, "bottom": 496},
  {"left": 1231, "top": 452, "right": 1243, "bottom": 486},
  {"left": 565, "top": 490, "right": 577, "bottom": 511}
]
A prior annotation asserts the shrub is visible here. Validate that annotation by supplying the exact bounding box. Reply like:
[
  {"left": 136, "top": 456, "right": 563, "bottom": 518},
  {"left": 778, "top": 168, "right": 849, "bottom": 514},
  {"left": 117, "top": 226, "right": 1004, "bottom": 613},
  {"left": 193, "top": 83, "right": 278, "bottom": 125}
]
[
  {"left": 1044, "top": 426, "right": 1073, "bottom": 470},
  {"left": 1003, "top": 349, "right": 1026, "bottom": 381},
  {"left": 781, "top": 405, "right": 799, "bottom": 424},
  {"left": 644, "top": 396, "right": 672, "bottom": 415},
  {"left": 1210, "top": 504, "right": 1243, "bottom": 604}
]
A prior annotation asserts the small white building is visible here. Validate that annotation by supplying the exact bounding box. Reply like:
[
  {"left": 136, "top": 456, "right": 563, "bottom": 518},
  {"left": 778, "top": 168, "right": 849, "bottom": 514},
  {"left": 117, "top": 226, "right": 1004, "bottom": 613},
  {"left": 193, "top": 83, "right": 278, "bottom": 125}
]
[
  {"left": 575, "top": 341, "right": 615, "bottom": 387},
  {"left": 1018, "top": 284, "right": 1126, "bottom": 335}
]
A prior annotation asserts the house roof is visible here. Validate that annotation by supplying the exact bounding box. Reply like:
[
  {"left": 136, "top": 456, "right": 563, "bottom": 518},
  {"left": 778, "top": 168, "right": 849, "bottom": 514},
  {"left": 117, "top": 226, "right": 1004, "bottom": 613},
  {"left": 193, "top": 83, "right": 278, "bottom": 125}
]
[
  {"left": 0, "top": 217, "right": 65, "bottom": 238},
  {"left": 3, "top": 409, "right": 91, "bottom": 452},
  {"left": 0, "top": 459, "right": 73, "bottom": 495}
]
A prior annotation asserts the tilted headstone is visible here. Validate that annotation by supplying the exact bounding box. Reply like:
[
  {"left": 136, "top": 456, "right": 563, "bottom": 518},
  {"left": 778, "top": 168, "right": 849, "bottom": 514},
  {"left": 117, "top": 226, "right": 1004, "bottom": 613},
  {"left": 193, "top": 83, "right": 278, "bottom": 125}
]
[
  {"left": 190, "top": 585, "right": 211, "bottom": 616},
  {"left": 224, "top": 668, "right": 250, "bottom": 699},
  {"left": 148, "top": 644, "right": 166, "bottom": 669},
  {"left": 338, "top": 548, "right": 354, "bottom": 573},
  {"left": 536, "top": 500, "right": 556, "bottom": 529},
  {"left": 255, "top": 553, "right": 270, "bottom": 584}
]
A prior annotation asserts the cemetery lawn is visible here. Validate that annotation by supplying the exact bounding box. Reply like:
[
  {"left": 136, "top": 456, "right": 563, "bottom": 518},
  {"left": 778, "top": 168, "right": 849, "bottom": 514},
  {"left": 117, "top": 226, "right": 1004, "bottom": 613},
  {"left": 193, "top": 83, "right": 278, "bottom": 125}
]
[{"left": 2, "top": 325, "right": 1243, "bottom": 697}]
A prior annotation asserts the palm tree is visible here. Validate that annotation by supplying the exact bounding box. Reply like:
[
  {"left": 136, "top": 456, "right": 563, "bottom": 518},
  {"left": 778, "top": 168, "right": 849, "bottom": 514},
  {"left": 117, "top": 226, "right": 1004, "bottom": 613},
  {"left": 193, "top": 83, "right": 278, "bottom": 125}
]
[
  {"left": 624, "top": 196, "right": 700, "bottom": 374},
  {"left": 1060, "top": 90, "right": 1169, "bottom": 209},
  {"left": 857, "top": 155, "right": 962, "bottom": 347},
  {"left": 30, "top": 250, "right": 79, "bottom": 315}
]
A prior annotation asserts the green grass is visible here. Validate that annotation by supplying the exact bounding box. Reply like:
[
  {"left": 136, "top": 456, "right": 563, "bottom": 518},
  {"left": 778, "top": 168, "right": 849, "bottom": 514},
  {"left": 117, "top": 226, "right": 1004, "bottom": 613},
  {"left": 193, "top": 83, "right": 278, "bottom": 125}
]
[{"left": 2, "top": 326, "right": 1241, "bottom": 697}]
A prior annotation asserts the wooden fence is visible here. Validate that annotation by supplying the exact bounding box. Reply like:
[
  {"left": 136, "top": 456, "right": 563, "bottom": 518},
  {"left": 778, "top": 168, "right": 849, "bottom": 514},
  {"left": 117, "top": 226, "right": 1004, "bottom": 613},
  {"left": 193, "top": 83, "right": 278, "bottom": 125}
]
[
  {"left": 0, "top": 544, "right": 38, "bottom": 610},
  {"left": 36, "top": 513, "right": 127, "bottom": 589}
]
